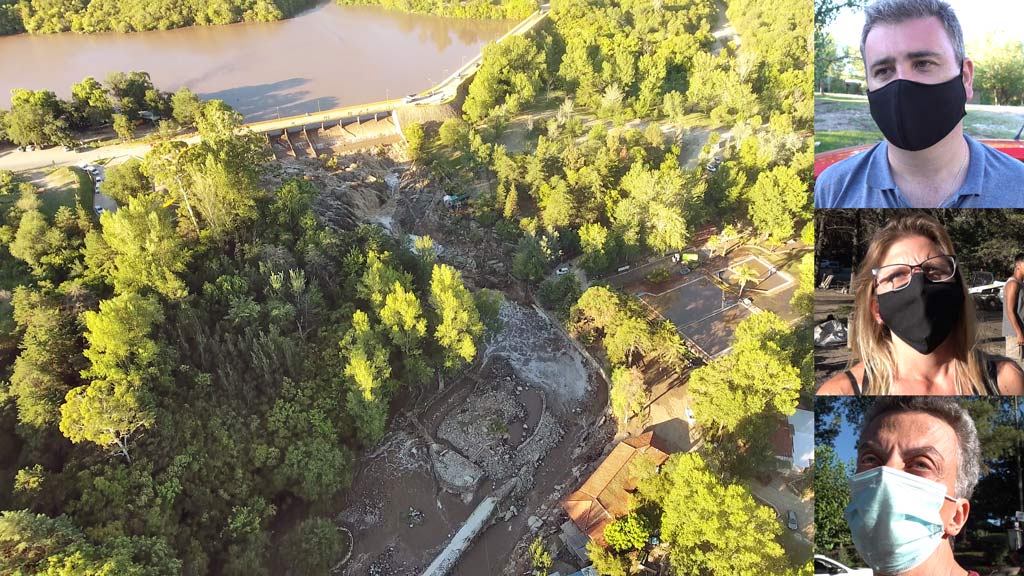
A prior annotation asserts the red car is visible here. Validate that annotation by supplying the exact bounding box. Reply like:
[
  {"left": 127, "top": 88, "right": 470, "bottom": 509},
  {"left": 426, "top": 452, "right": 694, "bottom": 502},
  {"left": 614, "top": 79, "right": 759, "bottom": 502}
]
[{"left": 814, "top": 132, "right": 1024, "bottom": 179}]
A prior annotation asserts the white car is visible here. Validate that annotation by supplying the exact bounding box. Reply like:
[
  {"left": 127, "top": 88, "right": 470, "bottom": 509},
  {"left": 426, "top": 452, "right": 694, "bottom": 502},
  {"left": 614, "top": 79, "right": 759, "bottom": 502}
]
[
  {"left": 556, "top": 266, "right": 571, "bottom": 276},
  {"left": 814, "top": 555, "right": 872, "bottom": 576}
]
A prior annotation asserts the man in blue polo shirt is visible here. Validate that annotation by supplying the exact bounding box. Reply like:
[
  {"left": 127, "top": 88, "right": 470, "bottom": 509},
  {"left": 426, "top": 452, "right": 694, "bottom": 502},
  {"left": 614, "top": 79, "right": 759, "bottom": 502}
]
[{"left": 814, "top": 0, "right": 1024, "bottom": 208}]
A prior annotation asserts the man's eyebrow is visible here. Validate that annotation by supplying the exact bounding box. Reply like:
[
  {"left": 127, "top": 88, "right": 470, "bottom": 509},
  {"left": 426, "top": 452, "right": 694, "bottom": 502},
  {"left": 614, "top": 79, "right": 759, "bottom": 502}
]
[
  {"left": 855, "top": 439, "right": 945, "bottom": 463},
  {"left": 868, "top": 51, "right": 944, "bottom": 71},
  {"left": 868, "top": 56, "right": 895, "bottom": 71},
  {"left": 856, "top": 438, "right": 883, "bottom": 453},
  {"left": 900, "top": 445, "right": 945, "bottom": 463}
]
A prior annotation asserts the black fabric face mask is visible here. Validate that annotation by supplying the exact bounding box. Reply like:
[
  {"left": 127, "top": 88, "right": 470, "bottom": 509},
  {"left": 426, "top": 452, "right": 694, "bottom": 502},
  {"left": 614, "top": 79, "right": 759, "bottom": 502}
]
[
  {"left": 867, "top": 68, "right": 967, "bottom": 152},
  {"left": 876, "top": 273, "right": 964, "bottom": 355}
]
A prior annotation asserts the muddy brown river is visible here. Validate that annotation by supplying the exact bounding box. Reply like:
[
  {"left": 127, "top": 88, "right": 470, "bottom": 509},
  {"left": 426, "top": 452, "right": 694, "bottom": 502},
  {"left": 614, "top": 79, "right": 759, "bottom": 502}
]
[{"left": 0, "top": 2, "right": 511, "bottom": 121}]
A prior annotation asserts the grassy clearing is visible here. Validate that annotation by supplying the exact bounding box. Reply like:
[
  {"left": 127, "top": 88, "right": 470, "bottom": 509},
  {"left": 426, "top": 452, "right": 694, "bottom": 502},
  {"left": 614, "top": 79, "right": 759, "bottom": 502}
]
[
  {"left": 38, "top": 167, "right": 91, "bottom": 218},
  {"left": 816, "top": 92, "right": 1024, "bottom": 150},
  {"left": 814, "top": 130, "right": 881, "bottom": 152}
]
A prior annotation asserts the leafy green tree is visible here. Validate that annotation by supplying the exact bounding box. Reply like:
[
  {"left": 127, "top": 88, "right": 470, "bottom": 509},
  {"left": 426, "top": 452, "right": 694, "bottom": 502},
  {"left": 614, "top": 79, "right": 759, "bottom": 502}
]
[
  {"left": 7, "top": 288, "right": 83, "bottom": 428},
  {"left": 8, "top": 206, "right": 49, "bottom": 273},
  {"left": 106, "top": 71, "right": 155, "bottom": 120},
  {"left": 170, "top": 87, "right": 203, "bottom": 126},
  {"left": 512, "top": 235, "right": 547, "bottom": 283},
  {"left": 732, "top": 264, "right": 759, "bottom": 299},
  {"left": 971, "top": 38, "right": 1024, "bottom": 106},
  {"left": 473, "top": 287, "right": 505, "bottom": 333},
  {"left": 60, "top": 377, "right": 154, "bottom": 463},
  {"left": 101, "top": 196, "right": 189, "bottom": 299},
  {"left": 404, "top": 122, "right": 427, "bottom": 160},
  {"left": 463, "top": 34, "right": 545, "bottom": 123},
  {"left": 264, "top": 378, "right": 353, "bottom": 502},
  {"left": 604, "top": 512, "right": 651, "bottom": 552},
  {"left": 642, "top": 452, "right": 788, "bottom": 575},
  {"left": 503, "top": 183, "right": 519, "bottom": 219},
  {"left": 438, "top": 117, "right": 471, "bottom": 151},
  {"left": 358, "top": 250, "right": 413, "bottom": 310},
  {"left": 814, "top": 445, "right": 853, "bottom": 555},
  {"left": 586, "top": 540, "right": 630, "bottom": 576},
  {"left": 70, "top": 76, "right": 113, "bottom": 128},
  {"left": 538, "top": 273, "right": 581, "bottom": 320},
  {"left": 429, "top": 264, "right": 484, "bottom": 368},
  {"left": 112, "top": 113, "right": 135, "bottom": 142},
  {"left": 610, "top": 365, "right": 646, "bottom": 425},
  {"left": 379, "top": 281, "right": 427, "bottom": 354},
  {"left": 529, "top": 537, "right": 553, "bottom": 574},
  {"left": 4, "top": 89, "right": 69, "bottom": 147},
  {"left": 342, "top": 310, "right": 392, "bottom": 445},
  {"left": 690, "top": 313, "right": 801, "bottom": 435},
  {"left": 791, "top": 252, "right": 814, "bottom": 317},
  {"left": 79, "top": 292, "right": 163, "bottom": 380},
  {"left": 101, "top": 159, "right": 153, "bottom": 205},
  {"left": 747, "top": 165, "right": 810, "bottom": 243}
]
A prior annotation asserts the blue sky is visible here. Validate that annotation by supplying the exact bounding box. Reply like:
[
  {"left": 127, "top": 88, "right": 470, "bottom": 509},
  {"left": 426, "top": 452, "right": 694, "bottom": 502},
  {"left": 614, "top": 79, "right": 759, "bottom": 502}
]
[{"left": 825, "top": 0, "right": 1024, "bottom": 51}]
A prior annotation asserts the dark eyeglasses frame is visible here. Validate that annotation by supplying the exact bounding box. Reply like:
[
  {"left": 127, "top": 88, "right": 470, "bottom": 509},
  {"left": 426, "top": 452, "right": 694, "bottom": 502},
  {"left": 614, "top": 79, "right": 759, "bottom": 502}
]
[{"left": 871, "top": 254, "right": 958, "bottom": 293}]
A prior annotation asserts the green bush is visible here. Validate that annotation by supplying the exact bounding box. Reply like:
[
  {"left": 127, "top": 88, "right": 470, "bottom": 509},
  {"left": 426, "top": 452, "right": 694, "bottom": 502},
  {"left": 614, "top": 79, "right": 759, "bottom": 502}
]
[
  {"left": 280, "top": 517, "right": 347, "bottom": 576},
  {"left": 645, "top": 266, "right": 672, "bottom": 284}
]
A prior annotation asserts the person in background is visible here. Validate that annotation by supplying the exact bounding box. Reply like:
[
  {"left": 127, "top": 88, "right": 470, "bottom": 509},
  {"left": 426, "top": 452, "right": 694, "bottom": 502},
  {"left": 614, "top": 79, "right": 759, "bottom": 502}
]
[{"left": 1003, "top": 253, "right": 1024, "bottom": 365}]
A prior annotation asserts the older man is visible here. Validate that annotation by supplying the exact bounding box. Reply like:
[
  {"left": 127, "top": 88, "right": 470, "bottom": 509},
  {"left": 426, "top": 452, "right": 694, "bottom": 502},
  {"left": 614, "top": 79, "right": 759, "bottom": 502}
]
[
  {"left": 846, "top": 397, "right": 979, "bottom": 575},
  {"left": 815, "top": 0, "right": 1024, "bottom": 208}
]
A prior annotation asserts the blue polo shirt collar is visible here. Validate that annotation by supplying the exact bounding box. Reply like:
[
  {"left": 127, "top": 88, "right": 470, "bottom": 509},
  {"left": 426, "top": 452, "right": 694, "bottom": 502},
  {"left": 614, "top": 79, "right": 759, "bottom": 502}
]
[{"left": 864, "top": 136, "right": 985, "bottom": 208}]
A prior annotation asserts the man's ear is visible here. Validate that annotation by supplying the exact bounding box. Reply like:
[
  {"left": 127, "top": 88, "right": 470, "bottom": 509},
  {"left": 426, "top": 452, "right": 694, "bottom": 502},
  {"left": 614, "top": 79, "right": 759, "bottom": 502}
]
[
  {"left": 944, "top": 498, "right": 970, "bottom": 537},
  {"left": 962, "top": 57, "right": 974, "bottom": 101}
]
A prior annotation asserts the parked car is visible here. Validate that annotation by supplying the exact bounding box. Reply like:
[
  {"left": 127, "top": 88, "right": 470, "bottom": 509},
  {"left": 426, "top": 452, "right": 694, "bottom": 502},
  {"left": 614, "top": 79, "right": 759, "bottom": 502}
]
[
  {"left": 678, "top": 266, "right": 692, "bottom": 275},
  {"left": 786, "top": 510, "right": 798, "bottom": 530},
  {"left": 94, "top": 206, "right": 104, "bottom": 215},
  {"left": 556, "top": 266, "right": 571, "bottom": 276},
  {"left": 815, "top": 131, "right": 1024, "bottom": 178},
  {"left": 813, "top": 554, "right": 873, "bottom": 575}
]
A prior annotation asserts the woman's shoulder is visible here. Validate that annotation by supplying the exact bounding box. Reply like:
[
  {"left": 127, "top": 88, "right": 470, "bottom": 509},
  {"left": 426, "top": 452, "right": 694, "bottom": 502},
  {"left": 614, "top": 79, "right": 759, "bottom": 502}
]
[
  {"left": 817, "top": 364, "right": 863, "bottom": 396},
  {"left": 995, "top": 358, "right": 1024, "bottom": 395}
]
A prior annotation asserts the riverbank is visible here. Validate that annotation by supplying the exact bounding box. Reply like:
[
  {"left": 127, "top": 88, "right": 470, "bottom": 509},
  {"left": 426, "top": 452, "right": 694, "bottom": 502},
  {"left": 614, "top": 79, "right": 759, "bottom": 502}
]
[{"left": 0, "top": 3, "right": 511, "bottom": 119}]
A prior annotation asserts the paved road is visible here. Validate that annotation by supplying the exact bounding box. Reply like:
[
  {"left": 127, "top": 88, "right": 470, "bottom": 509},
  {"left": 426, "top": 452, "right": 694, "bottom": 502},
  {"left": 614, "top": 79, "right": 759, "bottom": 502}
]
[
  {"left": 746, "top": 476, "right": 813, "bottom": 545},
  {"left": 0, "top": 136, "right": 198, "bottom": 173}
]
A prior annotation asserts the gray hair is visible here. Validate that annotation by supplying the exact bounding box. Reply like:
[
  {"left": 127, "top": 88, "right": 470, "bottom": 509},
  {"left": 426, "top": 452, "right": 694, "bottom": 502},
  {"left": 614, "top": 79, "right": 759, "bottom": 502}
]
[
  {"left": 860, "top": 397, "right": 981, "bottom": 499},
  {"left": 860, "top": 0, "right": 966, "bottom": 67}
]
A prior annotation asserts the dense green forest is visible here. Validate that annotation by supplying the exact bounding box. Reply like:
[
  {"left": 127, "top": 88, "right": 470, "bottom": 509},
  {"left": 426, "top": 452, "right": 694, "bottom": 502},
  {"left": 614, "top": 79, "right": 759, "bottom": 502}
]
[
  {"left": 410, "top": 0, "right": 812, "bottom": 282},
  {"left": 0, "top": 100, "right": 494, "bottom": 573},
  {"left": 0, "top": 71, "right": 205, "bottom": 148},
  {"left": 0, "top": 0, "right": 318, "bottom": 35}
]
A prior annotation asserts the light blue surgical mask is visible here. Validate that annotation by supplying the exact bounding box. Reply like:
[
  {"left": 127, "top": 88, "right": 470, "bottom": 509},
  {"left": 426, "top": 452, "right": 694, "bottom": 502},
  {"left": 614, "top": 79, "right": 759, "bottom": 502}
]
[{"left": 845, "top": 466, "right": 958, "bottom": 574}]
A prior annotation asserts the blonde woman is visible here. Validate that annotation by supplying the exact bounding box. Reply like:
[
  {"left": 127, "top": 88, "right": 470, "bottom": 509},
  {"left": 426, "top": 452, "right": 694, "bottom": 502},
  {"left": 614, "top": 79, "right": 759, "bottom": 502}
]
[{"left": 818, "top": 214, "right": 1024, "bottom": 395}]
